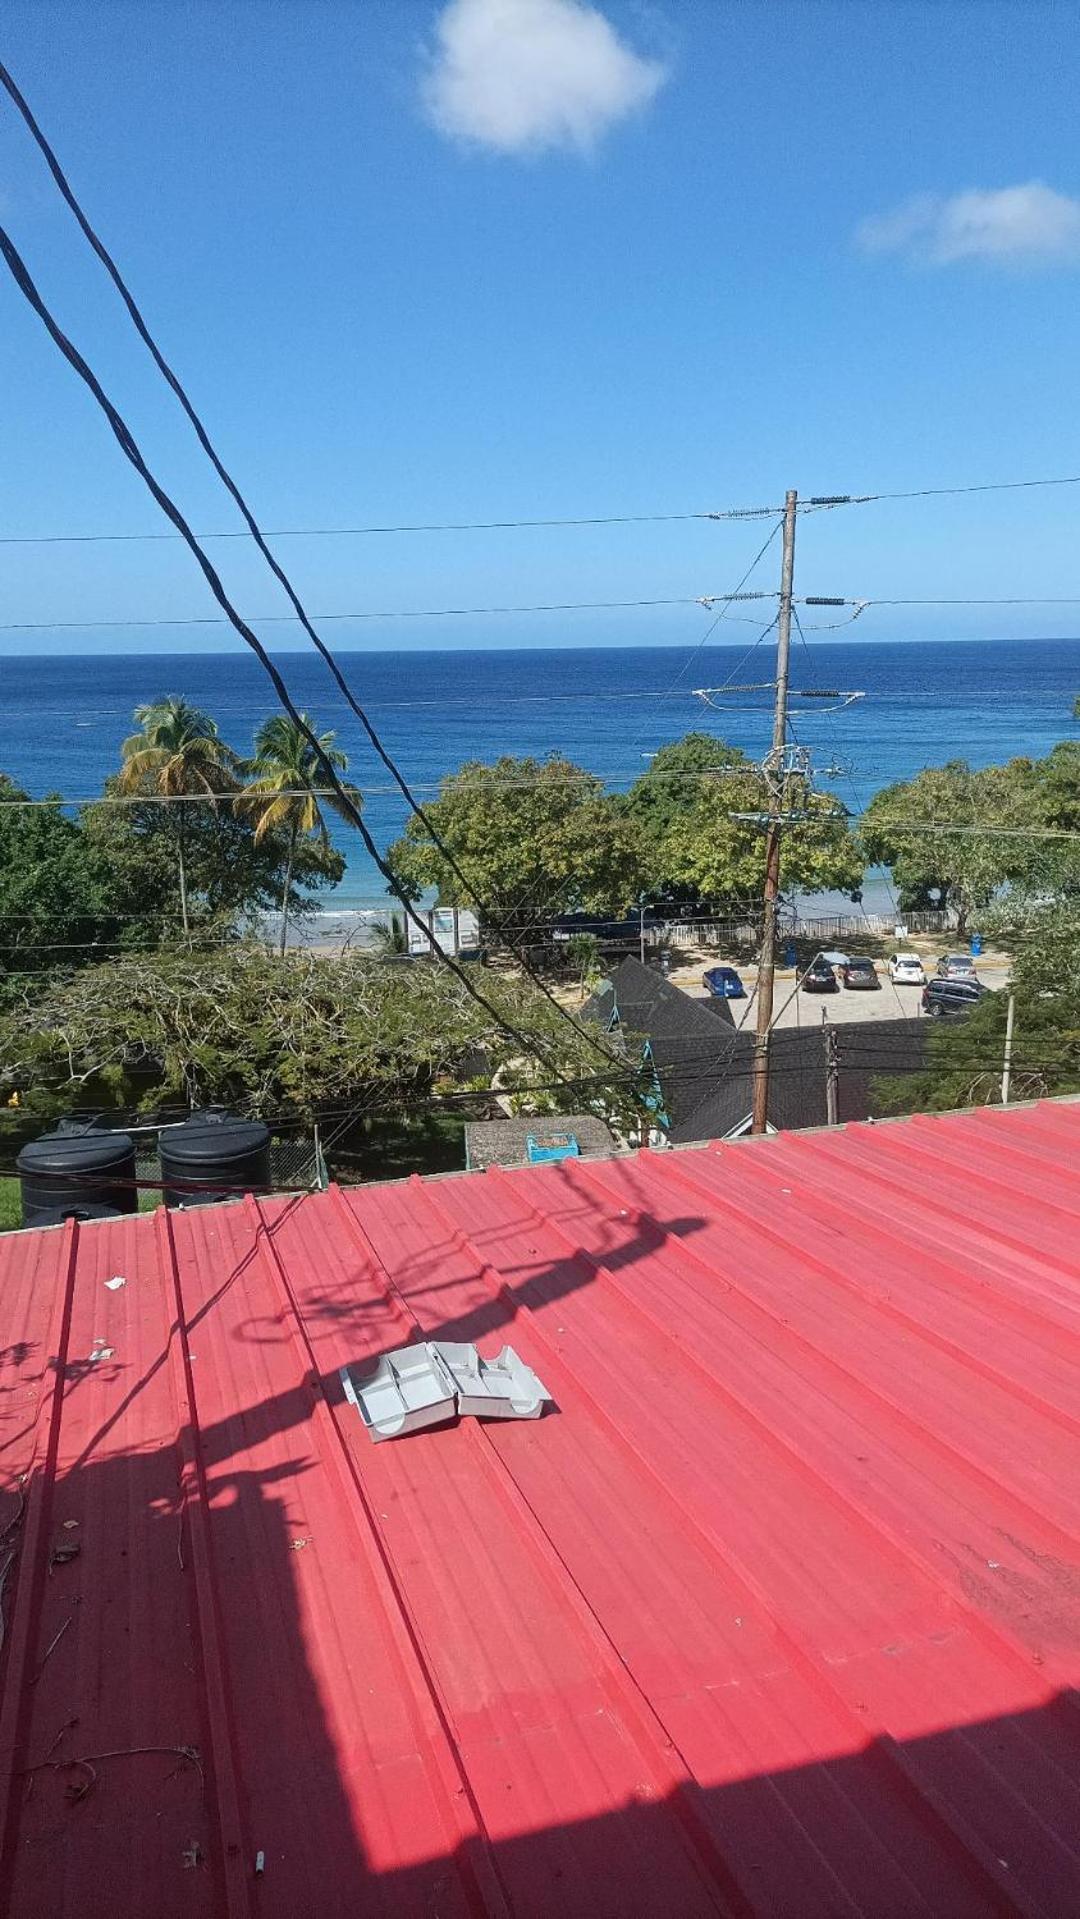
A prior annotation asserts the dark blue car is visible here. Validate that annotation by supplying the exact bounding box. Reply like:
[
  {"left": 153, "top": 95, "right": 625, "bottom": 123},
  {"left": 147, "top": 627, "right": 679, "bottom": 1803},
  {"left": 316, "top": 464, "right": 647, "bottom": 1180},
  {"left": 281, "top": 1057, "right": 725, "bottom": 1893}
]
[{"left": 702, "top": 964, "right": 747, "bottom": 1000}]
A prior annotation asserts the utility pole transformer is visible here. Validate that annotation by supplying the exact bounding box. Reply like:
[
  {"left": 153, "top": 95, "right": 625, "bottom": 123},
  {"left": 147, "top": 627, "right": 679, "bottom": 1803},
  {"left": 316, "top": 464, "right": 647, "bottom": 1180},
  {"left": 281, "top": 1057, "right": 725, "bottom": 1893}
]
[{"left": 751, "top": 488, "right": 798, "bottom": 1134}]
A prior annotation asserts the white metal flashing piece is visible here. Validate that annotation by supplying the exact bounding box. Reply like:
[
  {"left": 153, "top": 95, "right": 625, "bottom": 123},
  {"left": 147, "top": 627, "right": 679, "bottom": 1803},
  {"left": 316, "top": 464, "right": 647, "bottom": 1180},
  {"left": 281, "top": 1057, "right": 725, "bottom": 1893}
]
[
  {"left": 340, "top": 1344, "right": 457, "bottom": 1442},
  {"left": 434, "top": 1342, "right": 550, "bottom": 1421},
  {"left": 341, "top": 1341, "right": 551, "bottom": 1442}
]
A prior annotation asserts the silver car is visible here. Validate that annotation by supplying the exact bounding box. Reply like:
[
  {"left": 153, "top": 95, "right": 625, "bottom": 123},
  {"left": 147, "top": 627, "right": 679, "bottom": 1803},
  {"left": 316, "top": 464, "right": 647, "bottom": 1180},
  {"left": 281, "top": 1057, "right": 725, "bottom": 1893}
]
[{"left": 937, "top": 952, "right": 977, "bottom": 980}]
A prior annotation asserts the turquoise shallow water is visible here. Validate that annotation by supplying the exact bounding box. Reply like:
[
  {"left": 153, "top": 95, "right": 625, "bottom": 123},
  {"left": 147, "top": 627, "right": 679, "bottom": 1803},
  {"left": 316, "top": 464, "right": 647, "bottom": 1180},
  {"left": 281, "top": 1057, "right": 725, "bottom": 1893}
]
[{"left": 3, "top": 637, "right": 1077, "bottom": 895}]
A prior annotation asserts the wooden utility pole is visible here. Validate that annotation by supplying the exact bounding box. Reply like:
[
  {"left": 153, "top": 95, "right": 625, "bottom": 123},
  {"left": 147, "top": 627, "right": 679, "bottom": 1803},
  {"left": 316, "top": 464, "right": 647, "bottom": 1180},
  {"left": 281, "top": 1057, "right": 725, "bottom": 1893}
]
[
  {"left": 1000, "top": 992, "right": 1016, "bottom": 1105},
  {"left": 823, "top": 1017, "right": 839, "bottom": 1125},
  {"left": 751, "top": 488, "right": 798, "bottom": 1134}
]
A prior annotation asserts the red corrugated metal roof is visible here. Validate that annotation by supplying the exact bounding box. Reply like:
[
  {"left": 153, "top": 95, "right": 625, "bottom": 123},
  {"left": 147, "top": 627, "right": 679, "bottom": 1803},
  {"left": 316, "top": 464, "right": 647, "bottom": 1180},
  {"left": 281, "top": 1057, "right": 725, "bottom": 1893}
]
[{"left": 1, "top": 1100, "right": 1080, "bottom": 1914}]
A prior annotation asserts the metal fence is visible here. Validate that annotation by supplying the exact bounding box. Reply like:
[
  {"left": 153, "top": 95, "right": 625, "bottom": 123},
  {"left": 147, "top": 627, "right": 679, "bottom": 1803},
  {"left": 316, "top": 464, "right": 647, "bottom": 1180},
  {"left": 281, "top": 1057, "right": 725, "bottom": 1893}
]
[
  {"left": 133, "top": 1132, "right": 322, "bottom": 1200},
  {"left": 656, "top": 908, "right": 954, "bottom": 949}
]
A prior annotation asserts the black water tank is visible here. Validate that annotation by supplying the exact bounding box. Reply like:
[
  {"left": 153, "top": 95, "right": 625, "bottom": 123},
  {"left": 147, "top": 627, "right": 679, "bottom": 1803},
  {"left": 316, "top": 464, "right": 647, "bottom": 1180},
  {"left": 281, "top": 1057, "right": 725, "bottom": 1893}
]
[
  {"left": 159, "top": 1107, "right": 271, "bottom": 1208},
  {"left": 16, "top": 1119, "right": 137, "bottom": 1229}
]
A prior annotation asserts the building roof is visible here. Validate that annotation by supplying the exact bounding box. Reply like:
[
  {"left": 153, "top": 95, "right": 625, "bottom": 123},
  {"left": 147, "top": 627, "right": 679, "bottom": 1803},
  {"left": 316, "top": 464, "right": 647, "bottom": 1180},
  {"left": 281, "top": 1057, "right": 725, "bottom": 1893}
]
[
  {"left": 586, "top": 959, "right": 927, "bottom": 1139},
  {"left": 2, "top": 1100, "right": 1080, "bottom": 1914},
  {"left": 671, "top": 1015, "right": 928, "bottom": 1142},
  {"left": 585, "top": 955, "right": 735, "bottom": 1128},
  {"left": 463, "top": 1112, "right": 618, "bottom": 1171}
]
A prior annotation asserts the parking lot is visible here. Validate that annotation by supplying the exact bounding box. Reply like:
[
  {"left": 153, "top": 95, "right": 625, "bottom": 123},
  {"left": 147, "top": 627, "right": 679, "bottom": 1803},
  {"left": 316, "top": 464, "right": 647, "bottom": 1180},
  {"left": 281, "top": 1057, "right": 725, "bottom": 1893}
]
[{"left": 669, "top": 945, "right": 1013, "bottom": 1029}]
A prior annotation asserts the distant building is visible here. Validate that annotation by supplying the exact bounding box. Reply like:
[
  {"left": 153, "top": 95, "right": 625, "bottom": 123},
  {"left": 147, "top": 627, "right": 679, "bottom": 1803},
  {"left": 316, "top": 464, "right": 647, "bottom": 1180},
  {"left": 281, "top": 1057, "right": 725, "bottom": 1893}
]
[
  {"left": 464, "top": 1113, "right": 618, "bottom": 1172},
  {"left": 406, "top": 894, "right": 481, "bottom": 957}
]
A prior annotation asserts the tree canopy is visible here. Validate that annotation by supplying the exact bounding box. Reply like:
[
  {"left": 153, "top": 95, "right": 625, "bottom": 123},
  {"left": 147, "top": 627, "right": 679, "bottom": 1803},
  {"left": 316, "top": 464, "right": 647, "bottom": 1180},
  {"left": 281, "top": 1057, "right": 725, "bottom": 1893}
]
[
  {"left": 0, "top": 777, "right": 149, "bottom": 980},
  {"left": 240, "top": 713, "right": 361, "bottom": 955},
  {"left": 117, "top": 697, "right": 243, "bottom": 935},
  {"left": 81, "top": 785, "right": 345, "bottom": 944},
  {"left": 387, "top": 755, "right": 646, "bottom": 935},
  {"left": 874, "top": 908, "right": 1080, "bottom": 1118},
  {"left": 860, "top": 748, "right": 1080, "bottom": 933},
  {"left": 0, "top": 945, "right": 632, "bottom": 1125},
  {"left": 624, "top": 733, "right": 862, "bottom": 908}
]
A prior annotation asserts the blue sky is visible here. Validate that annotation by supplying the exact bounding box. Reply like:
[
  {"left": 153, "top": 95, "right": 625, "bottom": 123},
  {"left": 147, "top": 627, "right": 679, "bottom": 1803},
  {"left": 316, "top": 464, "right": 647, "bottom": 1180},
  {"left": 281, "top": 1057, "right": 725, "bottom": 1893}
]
[{"left": 2, "top": 0, "right": 1079, "bottom": 653}]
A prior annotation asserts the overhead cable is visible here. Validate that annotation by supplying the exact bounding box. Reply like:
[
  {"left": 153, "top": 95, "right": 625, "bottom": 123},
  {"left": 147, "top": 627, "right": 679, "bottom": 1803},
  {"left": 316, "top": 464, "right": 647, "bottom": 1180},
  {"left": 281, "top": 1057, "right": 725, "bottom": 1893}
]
[
  {"left": 0, "top": 592, "right": 774, "bottom": 634},
  {"left": 6, "top": 594, "right": 1080, "bottom": 635},
  {"left": 0, "top": 218, "right": 587, "bottom": 1081},
  {"left": 0, "top": 59, "right": 574, "bottom": 978},
  {"left": 6, "top": 465, "right": 1080, "bottom": 546},
  {"left": 0, "top": 68, "right": 634, "bottom": 1073}
]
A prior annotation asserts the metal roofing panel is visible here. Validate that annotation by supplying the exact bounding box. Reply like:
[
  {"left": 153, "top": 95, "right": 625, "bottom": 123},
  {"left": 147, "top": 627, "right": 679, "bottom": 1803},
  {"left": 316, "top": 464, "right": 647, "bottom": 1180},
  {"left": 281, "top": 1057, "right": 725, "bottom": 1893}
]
[{"left": 1, "top": 1102, "right": 1080, "bottom": 1913}]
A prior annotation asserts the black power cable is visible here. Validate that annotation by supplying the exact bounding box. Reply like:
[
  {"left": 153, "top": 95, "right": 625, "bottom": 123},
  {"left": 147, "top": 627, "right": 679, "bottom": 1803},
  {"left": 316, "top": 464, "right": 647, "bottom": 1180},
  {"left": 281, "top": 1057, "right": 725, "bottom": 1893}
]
[
  {"left": 0, "top": 218, "right": 580, "bottom": 1080},
  {"left": 0, "top": 57, "right": 641, "bottom": 1070},
  {"left": 0, "top": 61, "right": 468, "bottom": 884}
]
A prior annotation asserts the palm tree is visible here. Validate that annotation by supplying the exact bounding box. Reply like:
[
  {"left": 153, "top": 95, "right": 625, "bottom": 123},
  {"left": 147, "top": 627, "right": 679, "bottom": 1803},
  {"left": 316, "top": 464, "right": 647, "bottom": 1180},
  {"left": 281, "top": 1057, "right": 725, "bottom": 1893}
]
[
  {"left": 117, "top": 698, "right": 241, "bottom": 936},
  {"left": 241, "top": 714, "right": 361, "bottom": 956},
  {"left": 369, "top": 913, "right": 409, "bottom": 957}
]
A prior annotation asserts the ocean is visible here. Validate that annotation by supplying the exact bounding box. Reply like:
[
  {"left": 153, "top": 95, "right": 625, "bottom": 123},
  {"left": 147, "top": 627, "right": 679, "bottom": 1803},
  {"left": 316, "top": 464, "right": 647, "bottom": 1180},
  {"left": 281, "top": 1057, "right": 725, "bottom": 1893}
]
[{"left": 3, "top": 638, "right": 1078, "bottom": 899}]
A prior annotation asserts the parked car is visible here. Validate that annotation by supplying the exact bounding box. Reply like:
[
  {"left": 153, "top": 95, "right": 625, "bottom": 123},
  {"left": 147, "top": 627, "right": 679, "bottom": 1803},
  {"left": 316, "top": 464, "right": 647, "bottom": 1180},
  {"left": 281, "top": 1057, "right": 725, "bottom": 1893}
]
[
  {"left": 937, "top": 952, "right": 978, "bottom": 981},
  {"left": 840, "top": 956, "right": 880, "bottom": 990},
  {"left": 702, "top": 964, "right": 746, "bottom": 1000},
  {"left": 801, "top": 957, "right": 839, "bottom": 994},
  {"left": 888, "top": 952, "right": 926, "bottom": 986},
  {"left": 922, "top": 977, "right": 989, "bottom": 1019}
]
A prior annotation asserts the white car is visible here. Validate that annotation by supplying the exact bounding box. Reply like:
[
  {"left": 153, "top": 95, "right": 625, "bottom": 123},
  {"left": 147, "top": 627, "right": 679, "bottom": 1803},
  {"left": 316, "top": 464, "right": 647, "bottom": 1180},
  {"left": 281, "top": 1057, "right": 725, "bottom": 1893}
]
[{"left": 888, "top": 952, "right": 926, "bottom": 986}]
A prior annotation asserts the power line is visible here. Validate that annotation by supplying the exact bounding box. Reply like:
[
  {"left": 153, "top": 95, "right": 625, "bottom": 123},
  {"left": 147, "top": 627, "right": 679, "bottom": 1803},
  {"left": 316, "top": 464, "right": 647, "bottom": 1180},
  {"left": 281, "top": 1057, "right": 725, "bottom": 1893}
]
[
  {"left": 0, "top": 64, "right": 552, "bottom": 952},
  {"left": 3, "top": 672, "right": 1077, "bottom": 727},
  {"left": 0, "top": 220, "right": 596, "bottom": 1086},
  {"left": 0, "top": 63, "right": 703, "bottom": 1083},
  {"left": 3, "top": 1036, "right": 1067, "bottom": 1142},
  {"left": 868, "top": 596, "right": 1080, "bottom": 608},
  {"left": 0, "top": 592, "right": 774, "bottom": 634},
  {"left": 841, "top": 474, "right": 1080, "bottom": 508},
  {"left": 10, "top": 590, "right": 1080, "bottom": 638},
  {"left": 0, "top": 764, "right": 811, "bottom": 807},
  {"left": 5, "top": 469, "right": 1080, "bottom": 549},
  {"left": 5, "top": 775, "right": 1080, "bottom": 840},
  {"left": 0, "top": 512, "right": 746, "bottom": 545},
  {"left": 626, "top": 526, "right": 784, "bottom": 760},
  {"left": 0, "top": 72, "right": 647, "bottom": 1081},
  {"left": 0, "top": 684, "right": 792, "bottom": 723}
]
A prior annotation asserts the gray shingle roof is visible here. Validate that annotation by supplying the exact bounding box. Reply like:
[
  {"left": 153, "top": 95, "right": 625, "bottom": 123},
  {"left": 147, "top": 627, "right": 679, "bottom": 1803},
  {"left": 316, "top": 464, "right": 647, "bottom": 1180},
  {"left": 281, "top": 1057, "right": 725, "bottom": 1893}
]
[
  {"left": 584, "top": 957, "right": 927, "bottom": 1139},
  {"left": 464, "top": 1113, "right": 619, "bottom": 1172}
]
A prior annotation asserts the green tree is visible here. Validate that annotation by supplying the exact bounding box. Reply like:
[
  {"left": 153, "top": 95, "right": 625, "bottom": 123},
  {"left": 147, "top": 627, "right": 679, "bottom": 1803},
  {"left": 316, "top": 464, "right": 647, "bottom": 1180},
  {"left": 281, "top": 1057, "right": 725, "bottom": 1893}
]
[
  {"left": 0, "top": 945, "right": 634, "bottom": 1125},
  {"left": 625, "top": 732, "right": 862, "bottom": 909},
  {"left": 565, "top": 931, "right": 602, "bottom": 998},
  {"left": 240, "top": 714, "right": 362, "bottom": 955},
  {"left": 875, "top": 956, "right": 1080, "bottom": 1119},
  {"left": 859, "top": 759, "right": 1033, "bottom": 934},
  {"left": 370, "top": 914, "right": 409, "bottom": 957},
  {"left": 83, "top": 784, "right": 345, "bottom": 947},
  {"left": 117, "top": 698, "right": 242, "bottom": 936},
  {"left": 0, "top": 776, "right": 159, "bottom": 980},
  {"left": 387, "top": 755, "right": 646, "bottom": 939},
  {"left": 1018, "top": 742, "right": 1080, "bottom": 901}
]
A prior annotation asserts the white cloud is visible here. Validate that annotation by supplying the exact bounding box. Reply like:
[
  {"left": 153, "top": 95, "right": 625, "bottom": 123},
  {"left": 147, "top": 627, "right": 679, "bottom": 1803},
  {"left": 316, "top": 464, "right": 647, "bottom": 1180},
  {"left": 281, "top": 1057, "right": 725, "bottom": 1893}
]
[
  {"left": 857, "top": 183, "right": 1080, "bottom": 267},
  {"left": 421, "top": 0, "right": 667, "bottom": 156}
]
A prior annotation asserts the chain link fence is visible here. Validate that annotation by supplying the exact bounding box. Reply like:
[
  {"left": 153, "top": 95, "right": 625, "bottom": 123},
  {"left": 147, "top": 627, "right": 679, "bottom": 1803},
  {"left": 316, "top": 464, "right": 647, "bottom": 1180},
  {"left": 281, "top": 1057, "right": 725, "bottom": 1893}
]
[
  {"left": 133, "top": 1129, "right": 323, "bottom": 1203},
  {"left": 658, "top": 908, "right": 954, "bottom": 950}
]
